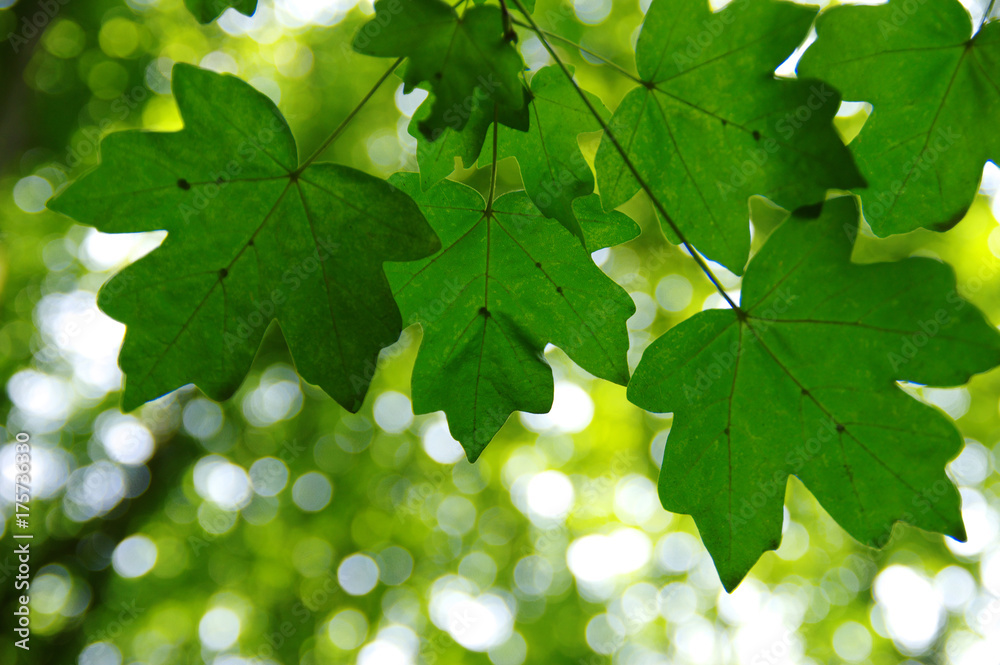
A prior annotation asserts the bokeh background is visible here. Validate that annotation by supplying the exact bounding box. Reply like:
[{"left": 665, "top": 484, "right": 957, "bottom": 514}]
[{"left": 2, "top": 0, "right": 1000, "bottom": 663}]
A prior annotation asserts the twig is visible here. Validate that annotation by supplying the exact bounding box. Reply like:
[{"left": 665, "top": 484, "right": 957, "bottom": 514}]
[{"left": 508, "top": 0, "right": 739, "bottom": 310}]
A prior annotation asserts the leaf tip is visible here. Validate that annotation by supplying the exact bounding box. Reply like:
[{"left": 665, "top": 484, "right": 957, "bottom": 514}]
[
  {"left": 945, "top": 514, "right": 968, "bottom": 544},
  {"left": 119, "top": 389, "right": 146, "bottom": 414},
  {"left": 335, "top": 391, "right": 367, "bottom": 415},
  {"left": 719, "top": 568, "right": 749, "bottom": 594},
  {"left": 463, "top": 442, "right": 485, "bottom": 464},
  {"left": 609, "top": 365, "right": 632, "bottom": 388},
  {"left": 624, "top": 372, "right": 653, "bottom": 411}
]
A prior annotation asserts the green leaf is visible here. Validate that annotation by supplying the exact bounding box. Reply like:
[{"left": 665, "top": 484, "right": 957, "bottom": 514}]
[
  {"left": 473, "top": 0, "right": 535, "bottom": 12},
  {"left": 47, "top": 65, "right": 440, "bottom": 413},
  {"left": 183, "top": 0, "right": 257, "bottom": 23},
  {"left": 354, "top": 0, "right": 526, "bottom": 139},
  {"left": 409, "top": 87, "right": 530, "bottom": 191},
  {"left": 411, "top": 92, "right": 493, "bottom": 191},
  {"left": 595, "top": 0, "right": 864, "bottom": 273},
  {"left": 480, "top": 65, "right": 610, "bottom": 244},
  {"left": 798, "top": 0, "right": 999, "bottom": 236},
  {"left": 628, "top": 195, "right": 1000, "bottom": 591},
  {"left": 573, "top": 193, "right": 640, "bottom": 253},
  {"left": 386, "top": 173, "right": 637, "bottom": 460}
]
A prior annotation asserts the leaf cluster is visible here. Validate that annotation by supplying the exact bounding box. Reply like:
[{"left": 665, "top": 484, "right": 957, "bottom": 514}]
[{"left": 50, "top": 0, "right": 1000, "bottom": 589}]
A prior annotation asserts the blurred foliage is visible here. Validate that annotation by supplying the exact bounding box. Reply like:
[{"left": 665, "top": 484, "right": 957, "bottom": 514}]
[{"left": 1, "top": 1, "right": 1000, "bottom": 665}]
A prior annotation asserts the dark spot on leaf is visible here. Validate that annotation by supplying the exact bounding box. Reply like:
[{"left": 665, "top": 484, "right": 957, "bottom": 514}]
[
  {"left": 930, "top": 207, "right": 966, "bottom": 232},
  {"left": 479, "top": 307, "right": 490, "bottom": 318},
  {"left": 247, "top": 239, "right": 254, "bottom": 247},
  {"left": 219, "top": 268, "right": 228, "bottom": 279},
  {"left": 535, "top": 262, "right": 541, "bottom": 268},
  {"left": 177, "top": 178, "right": 191, "bottom": 190},
  {"left": 720, "top": 119, "right": 727, "bottom": 127},
  {"left": 556, "top": 286, "right": 563, "bottom": 294},
  {"left": 723, "top": 427, "right": 730, "bottom": 435},
  {"left": 752, "top": 130, "right": 761, "bottom": 141},
  {"left": 433, "top": 71, "right": 443, "bottom": 80},
  {"left": 792, "top": 202, "right": 824, "bottom": 219},
  {"left": 216, "top": 176, "right": 224, "bottom": 184},
  {"left": 836, "top": 423, "right": 846, "bottom": 433},
  {"left": 801, "top": 388, "right": 809, "bottom": 396}
]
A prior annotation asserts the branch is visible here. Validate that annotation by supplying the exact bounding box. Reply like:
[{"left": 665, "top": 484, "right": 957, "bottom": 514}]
[
  {"left": 507, "top": 0, "right": 739, "bottom": 310},
  {"left": 295, "top": 57, "right": 404, "bottom": 175},
  {"left": 509, "top": 17, "right": 643, "bottom": 85}
]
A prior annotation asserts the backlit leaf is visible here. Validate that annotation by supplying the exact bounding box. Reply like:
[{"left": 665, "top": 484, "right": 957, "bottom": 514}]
[
  {"left": 629, "top": 196, "right": 1000, "bottom": 590},
  {"left": 48, "top": 65, "right": 440, "bottom": 413}
]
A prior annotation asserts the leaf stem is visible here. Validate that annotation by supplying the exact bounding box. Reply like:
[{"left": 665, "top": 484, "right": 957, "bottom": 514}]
[
  {"left": 294, "top": 57, "right": 404, "bottom": 175},
  {"left": 499, "top": 0, "right": 517, "bottom": 41},
  {"left": 485, "top": 103, "right": 500, "bottom": 215},
  {"left": 507, "top": 0, "right": 739, "bottom": 310},
  {"left": 509, "top": 17, "right": 644, "bottom": 85},
  {"left": 980, "top": 0, "right": 997, "bottom": 32}
]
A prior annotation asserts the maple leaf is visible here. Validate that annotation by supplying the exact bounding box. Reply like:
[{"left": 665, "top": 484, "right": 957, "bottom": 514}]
[
  {"left": 480, "top": 65, "right": 611, "bottom": 244},
  {"left": 48, "top": 65, "right": 439, "bottom": 413},
  {"left": 628, "top": 195, "right": 1000, "bottom": 590},
  {"left": 386, "top": 174, "right": 637, "bottom": 460},
  {"left": 798, "top": 0, "right": 1000, "bottom": 235},
  {"left": 183, "top": 0, "right": 257, "bottom": 23},
  {"left": 410, "top": 86, "right": 530, "bottom": 190},
  {"left": 354, "top": 0, "right": 526, "bottom": 139},
  {"left": 595, "top": 0, "right": 863, "bottom": 273}
]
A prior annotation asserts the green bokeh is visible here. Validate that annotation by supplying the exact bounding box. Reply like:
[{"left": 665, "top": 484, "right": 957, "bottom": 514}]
[{"left": 1, "top": 1, "right": 999, "bottom": 665}]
